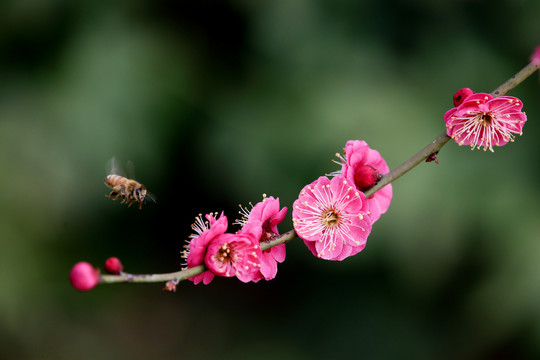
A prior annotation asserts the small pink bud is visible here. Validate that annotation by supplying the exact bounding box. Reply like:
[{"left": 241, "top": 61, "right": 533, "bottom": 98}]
[
  {"left": 453, "top": 88, "right": 474, "bottom": 107},
  {"left": 163, "top": 281, "right": 177, "bottom": 292},
  {"left": 104, "top": 257, "right": 123, "bottom": 274},
  {"left": 531, "top": 45, "right": 540, "bottom": 67},
  {"left": 425, "top": 152, "right": 439, "bottom": 164},
  {"left": 353, "top": 165, "right": 380, "bottom": 192},
  {"left": 70, "top": 262, "right": 100, "bottom": 291}
]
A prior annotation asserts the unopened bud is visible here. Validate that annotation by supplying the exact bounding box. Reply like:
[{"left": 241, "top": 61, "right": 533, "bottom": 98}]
[
  {"left": 425, "top": 152, "right": 439, "bottom": 164},
  {"left": 453, "top": 88, "right": 474, "bottom": 107},
  {"left": 104, "top": 257, "right": 123, "bottom": 275},
  {"left": 163, "top": 280, "right": 177, "bottom": 292},
  {"left": 354, "top": 165, "right": 380, "bottom": 192},
  {"left": 70, "top": 262, "right": 99, "bottom": 291},
  {"left": 531, "top": 45, "right": 540, "bottom": 67}
]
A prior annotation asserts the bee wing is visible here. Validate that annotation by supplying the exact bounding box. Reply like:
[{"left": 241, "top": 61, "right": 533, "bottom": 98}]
[
  {"left": 105, "top": 157, "right": 126, "bottom": 176},
  {"left": 125, "top": 160, "right": 137, "bottom": 180}
]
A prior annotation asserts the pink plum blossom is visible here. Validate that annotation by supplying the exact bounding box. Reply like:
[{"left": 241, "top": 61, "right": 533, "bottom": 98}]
[
  {"left": 444, "top": 93, "right": 527, "bottom": 152},
  {"left": 205, "top": 231, "right": 263, "bottom": 283},
  {"left": 339, "top": 140, "right": 392, "bottom": 222},
  {"left": 183, "top": 212, "right": 228, "bottom": 285},
  {"left": 238, "top": 195, "right": 288, "bottom": 281},
  {"left": 292, "top": 176, "right": 372, "bottom": 261}
]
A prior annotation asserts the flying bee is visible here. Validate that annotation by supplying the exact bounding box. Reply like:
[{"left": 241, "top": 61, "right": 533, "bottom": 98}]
[{"left": 104, "top": 158, "right": 155, "bottom": 209}]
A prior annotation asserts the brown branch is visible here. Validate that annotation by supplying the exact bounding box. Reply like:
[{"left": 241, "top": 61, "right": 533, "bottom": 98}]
[{"left": 99, "top": 59, "right": 538, "bottom": 287}]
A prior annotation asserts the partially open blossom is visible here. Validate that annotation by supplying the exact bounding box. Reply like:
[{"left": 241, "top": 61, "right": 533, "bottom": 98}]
[
  {"left": 444, "top": 93, "right": 527, "bottom": 152},
  {"left": 104, "top": 257, "right": 123, "bottom": 275},
  {"left": 338, "top": 140, "right": 392, "bottom": 222},
  {"left": 531, "top": 45, "right": 540, "bottom": 67},
  {"left": 70, "top": 262, "right": 100, "bottom": 291},
  {"left": 205, "top": 231, "right": 263, "bottom": 283},
  {"left": 182, "top": 212, "right": 228, "bottom": 285},
  {"left": 293, "top": 176, "right": 372, "bottom": 261},
  {"left": 453, "top": 88, "right": 474, "bottom": 106},
  {"left": 238, "top": 195, "right": 287, "bottom": 281}
]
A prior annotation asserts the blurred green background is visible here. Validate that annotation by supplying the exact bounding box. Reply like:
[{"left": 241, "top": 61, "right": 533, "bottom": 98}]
[{"left": 1, "top": 0, "right": 540, "bottom": 359}]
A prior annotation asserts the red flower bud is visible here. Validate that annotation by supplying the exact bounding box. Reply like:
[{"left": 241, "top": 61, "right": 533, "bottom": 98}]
[
  {"left": 70, "top": 262, "right": 99, "bottom": 291},
  {"left": 425, "top": 152, "right": 439, "bottom": 164},
  {"left": 104, "top": 257, "right": 123, "bottom": 275},
  {"left": 452, "top": 88, "right": 474, "bottom": 107},
  {"left": 353, "top": 165, "right": 380, "bottom": 192}
]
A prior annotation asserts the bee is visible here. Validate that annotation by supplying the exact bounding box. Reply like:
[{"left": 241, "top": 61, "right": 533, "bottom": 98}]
[{"left": 104, "top": 158, "right": 155, "bottom": 209}]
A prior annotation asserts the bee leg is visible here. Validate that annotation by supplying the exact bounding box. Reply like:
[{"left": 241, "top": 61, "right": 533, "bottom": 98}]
[
  {"left": 106, "top": 192, "right": 119, "bottom": 201},
  {"left": 138, "top": 201, "right": 143, "bottom": 210}
]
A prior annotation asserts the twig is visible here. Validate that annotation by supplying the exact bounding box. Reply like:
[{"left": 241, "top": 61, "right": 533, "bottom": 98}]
[{"left": 99, "top": 59, "right": 538, "bottom": 287}]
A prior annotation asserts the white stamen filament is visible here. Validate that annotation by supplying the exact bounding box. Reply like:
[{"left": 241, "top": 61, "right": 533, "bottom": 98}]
[{"left": 450, "top": 99, "right": 524, "bottom": 152}]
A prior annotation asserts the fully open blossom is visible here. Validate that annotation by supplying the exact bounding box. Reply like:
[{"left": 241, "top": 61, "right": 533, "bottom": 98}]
[
  {"left": 444, "top": 93, "right": 527, "bottom": 152},
  {"left": 293, "top": 176, "right": 372, "bottom": 261},
  {"left": 238, "top": 195, "right": 287, "bottom": 281},
  {"left": 205, "top": 230, "right": 263, "bottom": 283},
  {"left": 183, "top": 212, "right": 228, "bottom": 285},
  {"left": 338, "top": 140, "right": 392, "bottom": 222}
]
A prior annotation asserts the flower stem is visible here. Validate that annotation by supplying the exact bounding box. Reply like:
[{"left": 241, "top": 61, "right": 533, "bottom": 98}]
[
  {"left": 491, "top": 62, "right": 538, "bottom": 97},
  {"left": 366, "top": 61, "right": 538, "bottom": 198},
  {"left": 99, "top": 230, "right": 299, "bottom": 285},
  {"left": 364, "top": 132, "right": 450, "bottom": 198},
  {"left": 260, "top": 229, "right": 298, "bottom": 251},
  {"left": 99, "top": 60, "right": 538, "bottom": 287},
  {"left": 100, "top": 265, "right": 205, "bottom": 284}
]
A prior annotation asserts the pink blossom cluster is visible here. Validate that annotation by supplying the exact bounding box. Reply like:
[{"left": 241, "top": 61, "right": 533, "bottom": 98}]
[
  {"left": 71, "top": 46, "right": 538, "bottom": 291},
  {"left": 183, "top": 196, "right": 287, "bottom": 285},
  {"left": 445, "top": 89, "right": 527, "bottom": 152},
  {"left": 293, "top": 140, "right": 392, "bottom": 261}
]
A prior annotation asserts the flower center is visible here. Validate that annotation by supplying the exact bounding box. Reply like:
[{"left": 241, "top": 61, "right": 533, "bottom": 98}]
[
  {"left": 216, "top": 243, "right": 232, "bottom": 263},
  {"left": 480, "top": 113, "right": 492, "bottom": 126},
  {"left": 322, "top": 209, "right": 339, "bottom": 227},
  {"left": 261, "top": 219, "right": 275, "bottom": 242}
]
